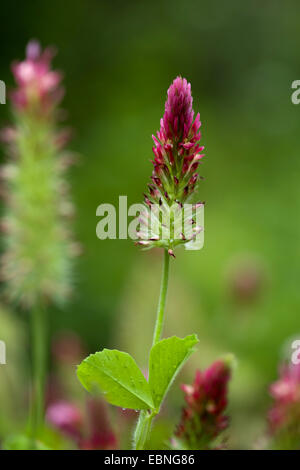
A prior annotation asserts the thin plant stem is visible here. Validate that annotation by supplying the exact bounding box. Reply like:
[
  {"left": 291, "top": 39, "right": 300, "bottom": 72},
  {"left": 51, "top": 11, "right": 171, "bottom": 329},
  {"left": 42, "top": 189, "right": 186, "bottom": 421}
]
[
  {"left": 30, "top": 301, "right": 46, "bottom": 442},
  {"left": 134, "top": 410, "right": 156, "bottom": 450},
  {"left": 134, "top": 249, "right": 170, "bottom": 450},
  {"left": 152, "top": 249, "right": 170, "bottom": 346}
]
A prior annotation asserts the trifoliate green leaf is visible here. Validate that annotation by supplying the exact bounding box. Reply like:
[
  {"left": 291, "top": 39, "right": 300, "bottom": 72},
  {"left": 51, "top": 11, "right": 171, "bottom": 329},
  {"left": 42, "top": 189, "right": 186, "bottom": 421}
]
[{"left": 77, "top": 349, "right": 154, "bottom": 410}]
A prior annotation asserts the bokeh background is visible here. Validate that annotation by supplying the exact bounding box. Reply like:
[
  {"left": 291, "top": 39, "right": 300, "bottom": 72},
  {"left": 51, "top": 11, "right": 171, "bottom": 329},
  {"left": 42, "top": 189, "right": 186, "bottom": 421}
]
[{"left": 0, "top": 0, "right": 300, "bottom": 449}]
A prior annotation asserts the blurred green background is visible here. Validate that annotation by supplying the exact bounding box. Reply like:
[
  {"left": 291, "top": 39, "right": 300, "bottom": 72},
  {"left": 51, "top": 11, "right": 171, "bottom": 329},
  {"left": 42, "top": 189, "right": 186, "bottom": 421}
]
[{"left": 1, "top": 0, "right": 300, "bottom": 448}]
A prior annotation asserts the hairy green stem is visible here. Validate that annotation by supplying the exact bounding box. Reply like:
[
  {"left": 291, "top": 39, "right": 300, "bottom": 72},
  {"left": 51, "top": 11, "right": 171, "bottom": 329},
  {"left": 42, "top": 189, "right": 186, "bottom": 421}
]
[
  {"left": 134, "top": 410, "right": 156, "bottom": 450},
  {"left": 134, "top": 249, "right": 170, "bottom": 450},
  {"left": 30, "top": 302, "right": 46, "bottom": 443}
]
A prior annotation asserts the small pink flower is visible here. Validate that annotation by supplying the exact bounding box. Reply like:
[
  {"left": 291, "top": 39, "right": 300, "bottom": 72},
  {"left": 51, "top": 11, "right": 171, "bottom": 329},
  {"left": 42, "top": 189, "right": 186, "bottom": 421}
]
[
  {"left": 268, "top": 363, "right": 300, "bottom": 436},
  {"left": 46, "top": 398, "right": 118, "bottom": 450},
  {"left": 46, "top": 401, "right": 83, "bottom": 440},
  {"left": 11, "top": 40, "right": 63, "bottom": 112}
]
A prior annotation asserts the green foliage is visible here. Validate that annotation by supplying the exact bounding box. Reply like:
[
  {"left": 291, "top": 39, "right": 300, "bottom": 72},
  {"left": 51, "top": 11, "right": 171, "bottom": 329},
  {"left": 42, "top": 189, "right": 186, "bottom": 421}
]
[
  {"left": 3, "top": 434, "right": 50, "bottom": 450},
  {"left": 77, "top": 349, "right": 154, "bottom": 410},
  {"left": 149, "top": 335, "right": 199, "bottom": 410},
  {"left": 77, "top": 335, "right": 198, "bottom": 416}
]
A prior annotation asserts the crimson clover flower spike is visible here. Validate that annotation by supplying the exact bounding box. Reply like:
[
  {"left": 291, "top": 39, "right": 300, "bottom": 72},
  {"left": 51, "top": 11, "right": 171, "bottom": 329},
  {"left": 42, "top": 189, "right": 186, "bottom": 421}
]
[
  {"left": 174, "top": 359, "right": 233, "bottom": 449},
  {"left": 151, "top": 77, "right": 204, "bottom": 205},
  {"left": 136, "top": 77, "right": 205, "bottom": 254}
]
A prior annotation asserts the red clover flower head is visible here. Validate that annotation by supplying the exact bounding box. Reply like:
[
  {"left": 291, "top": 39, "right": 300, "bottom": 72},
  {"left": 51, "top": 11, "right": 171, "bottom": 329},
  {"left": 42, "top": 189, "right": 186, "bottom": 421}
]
[{"left": 174, "top": 359, "right": 232, "bottom": 449}]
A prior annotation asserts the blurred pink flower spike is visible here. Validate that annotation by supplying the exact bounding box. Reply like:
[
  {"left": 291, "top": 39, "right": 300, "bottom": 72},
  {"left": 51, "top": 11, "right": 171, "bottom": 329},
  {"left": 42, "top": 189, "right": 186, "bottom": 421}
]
[
  {"left": 174, "top": 355, "right": 235, "bottom": 450},
  {"left": 268, "top": 362, "right": 300, "bottom": 441},
  {"left": 46, "top": 398, "right": 118, "bottom": 450},
  {"left": 11, "top": 39, "right": 63, "bottom": 112},
  {"left": 79, "top": 399, "right": 118, "bottom": 450}
]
